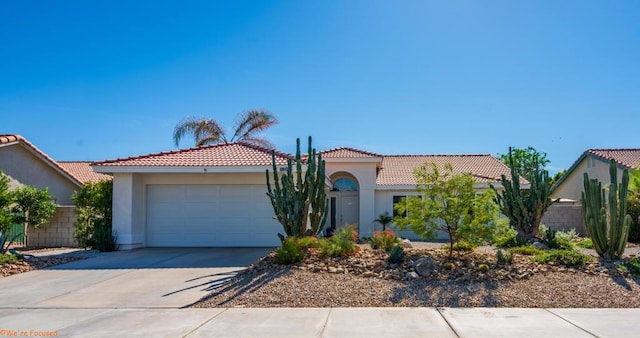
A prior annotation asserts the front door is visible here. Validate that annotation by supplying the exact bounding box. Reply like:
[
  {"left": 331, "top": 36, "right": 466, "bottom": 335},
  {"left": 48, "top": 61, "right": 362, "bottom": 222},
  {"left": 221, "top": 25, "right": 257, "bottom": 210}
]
[
  {"left": 339, "top": 195, "right": 359, "bottom": 227},
  {"left": 329, "top": 193, "right": 359, "bottom": 229}
]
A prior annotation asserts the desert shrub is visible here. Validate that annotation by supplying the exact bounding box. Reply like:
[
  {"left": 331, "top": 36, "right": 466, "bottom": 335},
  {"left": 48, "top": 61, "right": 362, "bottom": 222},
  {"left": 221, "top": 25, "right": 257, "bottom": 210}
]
[
  {"left": 492, "top": 218, "right": 524, "bottom": 248},
  {"left": 496, "top": 249, "right": 513, "bottom": 265},
  {"left": 508, "top": 245, "right": 544, "bottom": 256},
  {"left": 275, "top": 236, "right": 306, "bottom": 265},
  {"left": 540, "top": 225, "right": 574, "bottom": 250},
  {"left": 628, "top": 193, "right": 640, "bottom": 243},
  {"left": 388, "top": 245, "right": 405, "bottom": 264},
  {"left": 442, "top": 240, "right": 476, "bottom": 252},
  {"left": 318, "top": 227, "right": 357, "bottom": 258},
  {"left": 369, "top": 229, "right": 401, "bottom": 251},
  {"left": 575, "top": 238, "right": 594, "bottom": 249},
  {"left": 297, "top": 236, "right": 319, "bottom": 249},
  {"left": 534, "top": 249, "right": 592, "bottom": 267},
  {"left": 443, "top": 262, "right": 455, "bottom": 270},
  {"left": 621, "top": 257, "right": 640, "bottom": 276},
  {"left": 0, "top": 253, "right": 19, "bottom": 265}
]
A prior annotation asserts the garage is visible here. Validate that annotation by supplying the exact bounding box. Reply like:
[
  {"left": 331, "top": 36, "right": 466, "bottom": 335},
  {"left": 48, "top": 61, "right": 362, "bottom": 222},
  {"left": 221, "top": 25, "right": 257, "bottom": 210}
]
[{"left": 146, "top": 184, "right": 281, "bottom": 247}]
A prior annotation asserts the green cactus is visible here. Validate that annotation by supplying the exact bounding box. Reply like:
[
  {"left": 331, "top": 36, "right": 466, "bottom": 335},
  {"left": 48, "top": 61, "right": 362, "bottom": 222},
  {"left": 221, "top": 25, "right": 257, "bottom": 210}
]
[
  {"left": 582, "top": 159, "right": 631, "bottom": 260},
  {"left": 266, "top": 137, "right": 327, "bottom": 240},
  {"left": 492, "top": 147, "right": 556, "bottom": 241}
]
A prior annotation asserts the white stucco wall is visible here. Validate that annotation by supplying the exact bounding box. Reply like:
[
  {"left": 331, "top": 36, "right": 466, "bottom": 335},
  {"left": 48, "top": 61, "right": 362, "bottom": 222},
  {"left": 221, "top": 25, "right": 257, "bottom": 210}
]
[
  {"left": 0, "top": 144, "right": 79, "bottom": 205},
  {"left": 552, "top": 156, "right": 627, "bottom": 201}
]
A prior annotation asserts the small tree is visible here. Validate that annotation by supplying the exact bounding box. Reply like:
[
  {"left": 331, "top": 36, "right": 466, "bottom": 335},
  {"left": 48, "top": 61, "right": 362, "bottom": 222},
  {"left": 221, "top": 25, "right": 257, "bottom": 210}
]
[
  {"left": 373, "top": 212, "right": 393, "bottom": 231},
  {"left": 0, "top": 171, "right": 18, "bottom": 254},
  {"left": 393, "top": 163, "right": 498, "bottom": 256},
  {"left": 498, "top": 146, "right": 550, "bottom": 182},
  {"left": 73, "top": 180, "right": 116, "bottom": 251},
  {"left": 12, "top": 185, "right": 56, "bottom": 248},
  {"left": 266, "top": 137, "right": 327, "bottom": 241},
  {"left": 492, "top": 147, "right": 556, "bottom": 241}
]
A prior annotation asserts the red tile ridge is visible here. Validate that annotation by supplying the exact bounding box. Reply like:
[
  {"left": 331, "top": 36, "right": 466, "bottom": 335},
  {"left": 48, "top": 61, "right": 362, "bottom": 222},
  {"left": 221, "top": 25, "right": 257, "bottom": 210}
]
[
  {"left": 92, "top": 141, "right": 296, "bottom": 166},
  {"left": 320, "top": 147, "right": 382, "bottom": 157},
  {"left": 586, "top": 148, "right": 640, "bottom": 168}
]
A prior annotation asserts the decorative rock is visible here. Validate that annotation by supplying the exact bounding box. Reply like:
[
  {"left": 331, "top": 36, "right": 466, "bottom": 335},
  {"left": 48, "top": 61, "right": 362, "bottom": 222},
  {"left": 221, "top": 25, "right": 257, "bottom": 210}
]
[
  {"left": 335, "top": 267, "right": 345, "bottom": 274},
  {"left": 402, "top": 239, "right": 413, "bottom": 249},
  {"left": 532, "top": 242, "right": 549, "bottom": 250},
  {"left": 328, "top": 267, "right": 338, "bottom": 273},
  {"left": 362, "top": 271, "right": 374, "bottom": 278},
  {"left": 414, "top": 257, "right": 437, "bottom": 277},
  {"left": 405, "top": 271, "right": 419, "bottom": 280}
]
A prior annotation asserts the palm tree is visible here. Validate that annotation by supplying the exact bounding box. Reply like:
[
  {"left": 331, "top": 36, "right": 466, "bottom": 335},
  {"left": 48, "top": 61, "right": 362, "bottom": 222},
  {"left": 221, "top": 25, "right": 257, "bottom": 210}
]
[
  {"left": 173, "top": 109, "right": 278, "bottom": 148},
  {"left": 373, "top": 212, "right": 394, "bottom": 231}
]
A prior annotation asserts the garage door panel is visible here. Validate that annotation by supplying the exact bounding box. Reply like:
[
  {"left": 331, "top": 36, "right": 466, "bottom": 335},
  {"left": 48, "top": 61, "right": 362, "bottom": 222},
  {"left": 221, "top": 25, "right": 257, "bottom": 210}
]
[{"left": 146, "top": 184, "right": 279, "bottom": 247}]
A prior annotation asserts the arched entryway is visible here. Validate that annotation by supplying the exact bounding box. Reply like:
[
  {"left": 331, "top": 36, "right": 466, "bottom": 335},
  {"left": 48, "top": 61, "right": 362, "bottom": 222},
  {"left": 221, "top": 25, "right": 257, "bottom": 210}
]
[{"left": 327, "top": 173, "right": 360, "bottom": 233}]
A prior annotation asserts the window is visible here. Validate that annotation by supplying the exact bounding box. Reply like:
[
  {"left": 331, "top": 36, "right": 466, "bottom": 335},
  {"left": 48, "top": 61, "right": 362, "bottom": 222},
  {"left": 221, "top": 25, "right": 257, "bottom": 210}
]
[
  {"left": 393, "top": 195, "right": 422, "bottom": 217},
  {"left": 332, "top": 177, "right": 358, "bottom": 192},
  {"left": 393, "top": 195, "right": 408, "bottom": 217}
]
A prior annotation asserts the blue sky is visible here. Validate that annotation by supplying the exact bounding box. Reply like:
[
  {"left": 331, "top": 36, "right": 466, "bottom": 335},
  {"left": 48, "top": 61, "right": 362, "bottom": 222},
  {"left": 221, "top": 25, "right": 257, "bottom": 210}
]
[{"left": 1, "top": 1, "right": 639, "bottom": 174}]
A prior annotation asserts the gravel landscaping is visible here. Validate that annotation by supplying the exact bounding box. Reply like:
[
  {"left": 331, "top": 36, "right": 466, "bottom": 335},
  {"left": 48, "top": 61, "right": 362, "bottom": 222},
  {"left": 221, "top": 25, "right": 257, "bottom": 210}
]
[
  {"left": 193, "top": 243, "right": 640, "bottom": 308},
  {"left": 1, "top": 248, "right": 90, "bottom": 278}
]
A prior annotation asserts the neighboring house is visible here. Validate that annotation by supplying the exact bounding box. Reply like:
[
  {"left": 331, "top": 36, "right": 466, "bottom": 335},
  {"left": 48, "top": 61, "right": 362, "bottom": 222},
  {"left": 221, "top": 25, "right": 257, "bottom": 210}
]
[
  {"left": 93, "top": 142, "right": 517, "bottom": 249},
  {"left": 0, "top": 134, "right": 111, "bottom": 247},
  {"left": 543, "top": 149, "right": 640, "bottom": 235},
  {"left": 552, "top": 149, "right": 640, "bottom": 201}
]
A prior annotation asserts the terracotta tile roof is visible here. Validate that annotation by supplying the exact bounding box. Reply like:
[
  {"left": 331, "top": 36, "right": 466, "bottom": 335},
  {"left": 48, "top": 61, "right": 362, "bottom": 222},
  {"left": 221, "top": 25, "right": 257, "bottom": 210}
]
[
  {"left": 320, "top": 147, "right": 382, "bottom": 158},
  {"left": 93, "top": 142, "right": 295, "bottom": 167},
  {"left": 0, "top": 134, "right": 83, "bottom": 187},
  {"left": 586, "top": 149, "right": 640, "bottom": 169},
  {"left": 58, "top": 162, "right": 112, "bottom": 184},
  {"left": 377, "top": 154, "right": 523, "bottom": 185}
]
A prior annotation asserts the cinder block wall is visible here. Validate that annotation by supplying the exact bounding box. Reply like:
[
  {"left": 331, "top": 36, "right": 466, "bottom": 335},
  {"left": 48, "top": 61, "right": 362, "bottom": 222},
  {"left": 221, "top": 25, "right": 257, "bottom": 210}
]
[
  {"left": 30, "top": 206, "right": 78, "bottom": 247},
  {"left": 541, "top": 203, "right": 586, "bottom": 236}
]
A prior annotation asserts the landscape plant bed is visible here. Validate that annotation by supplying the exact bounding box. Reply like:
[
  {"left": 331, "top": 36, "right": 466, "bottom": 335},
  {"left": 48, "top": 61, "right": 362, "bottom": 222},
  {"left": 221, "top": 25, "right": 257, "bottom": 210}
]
[
  {"left": 192, "top": 246, "right": 640, "bottom": 308},
  {"left": 1, "top": 251, "right": 87, "bottom": 278}
]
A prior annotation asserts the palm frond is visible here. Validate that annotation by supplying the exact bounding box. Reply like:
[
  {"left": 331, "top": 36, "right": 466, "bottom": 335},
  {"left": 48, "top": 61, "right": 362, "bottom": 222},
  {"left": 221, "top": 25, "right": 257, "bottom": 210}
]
[
  {"left": 230, "top": 109, "right": 278, "bottom": 143},
  {"left": 241, "top": 136, "right": 276, "bottom": 149},
  {"left": 173, "top": 116, "right": 225, "bottom": 147}
]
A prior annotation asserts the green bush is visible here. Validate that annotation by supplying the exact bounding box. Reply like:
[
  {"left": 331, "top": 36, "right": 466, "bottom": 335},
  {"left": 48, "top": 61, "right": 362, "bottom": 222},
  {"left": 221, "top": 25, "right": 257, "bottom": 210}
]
[
  {"left": 575, "top": 238, "right": 594, "bottom": 249},
  {"left": 534, "top": 249, "right": 592, "bottom": 267},
  {"left": 369, "top": 229, "right": 401, "bottom": 251},
  {"left": 0, "top": 253, "right": 19, "bottom": 265},
  {"left": 388, "top": 245, "right": 405, "bottom": 264},
  {"left": 492, "top": 218, "right": 524, "bottom": 248},
  {"left": 621, "top": 257, "right": 640, "bottom": 276},
  {"left": 318, "top": 227, "right": 356, "bottom": 258},
  {"left": 441, "top": 240, "right": 476, "bottom": 252},
  {"left": 275, "top": 237, "right": 306, "bottom": 265},
  {"left": 73, "top": 180, "right": 117, "bottom": 251},
  {"left": 297, "top": 236, "right": 319, "bottom": 249},
  {"left": 508, "top": 245, "right": 544, "bottom": 256},
  {"left": 496, "top": 249, "right": 513, "bottom": 265},
  {"left": 539, "top": 225, "right": 574, "bottom": 250}
]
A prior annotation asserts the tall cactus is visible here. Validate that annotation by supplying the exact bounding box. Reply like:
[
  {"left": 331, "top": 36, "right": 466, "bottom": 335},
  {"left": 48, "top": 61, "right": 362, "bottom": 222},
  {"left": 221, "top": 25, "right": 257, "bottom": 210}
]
[
  {"left": 492, "top": 147, "right": 556, "bottom": 240},
  {"left": 582, "top": 159, "right": 631, "bottom": 260},
  {"left": 266, "top": 137, "right": 327, "bottom": 240}
]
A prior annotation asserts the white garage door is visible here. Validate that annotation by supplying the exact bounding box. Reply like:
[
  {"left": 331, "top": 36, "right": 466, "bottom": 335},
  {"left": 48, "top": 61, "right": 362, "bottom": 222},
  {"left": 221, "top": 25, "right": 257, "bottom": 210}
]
[{"left": 146, "top": 184, "right": 281, "bottom": 247}]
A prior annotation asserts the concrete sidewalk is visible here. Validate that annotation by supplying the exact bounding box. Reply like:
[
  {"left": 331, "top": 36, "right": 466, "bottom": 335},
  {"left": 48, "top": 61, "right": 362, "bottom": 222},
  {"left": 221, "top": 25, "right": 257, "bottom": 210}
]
[{"left": 1, "top": 307, "right": 638, "bottom": 337}]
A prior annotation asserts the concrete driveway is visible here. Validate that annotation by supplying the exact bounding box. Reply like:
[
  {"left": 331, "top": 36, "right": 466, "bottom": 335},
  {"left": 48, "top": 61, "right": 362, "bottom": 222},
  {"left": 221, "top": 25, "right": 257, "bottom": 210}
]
[{"left": 0, "top": 247, "right": 273, "bottom": 309}]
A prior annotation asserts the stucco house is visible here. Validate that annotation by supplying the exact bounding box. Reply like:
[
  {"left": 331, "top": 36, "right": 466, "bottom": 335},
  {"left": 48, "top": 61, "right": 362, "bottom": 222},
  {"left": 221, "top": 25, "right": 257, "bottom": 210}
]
[
  {"left": 0, "top": 134, "right": 111, "bottom": 247},
  {"left": 552, "top": 149, "right": 640, "bottom": 201},
  {"left": 541, "top": 149, "right": 640, "bottom": 235},
  {"left": 93, "top": 142, "right": 516, "bottom": 250}
]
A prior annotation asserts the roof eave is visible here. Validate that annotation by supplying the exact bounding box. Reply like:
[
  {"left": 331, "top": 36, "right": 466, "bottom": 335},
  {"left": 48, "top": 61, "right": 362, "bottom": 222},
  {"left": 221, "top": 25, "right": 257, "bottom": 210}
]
[{"left": 92, "top": 164, "right": 307, "bottom": 174}]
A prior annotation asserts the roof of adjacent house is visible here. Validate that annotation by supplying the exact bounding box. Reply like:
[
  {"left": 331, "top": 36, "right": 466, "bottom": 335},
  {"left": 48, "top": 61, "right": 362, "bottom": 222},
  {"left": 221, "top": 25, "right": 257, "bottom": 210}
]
[
  {"left": 320, "top": 147, "right": 382, "bottom": 158},
  {"left": 584, "top": 149, "right": 640, "bottom": 169},
  {"left": 552, "top": 148, "right": 640, "bottom": 191},
  {"left": 377, "top": 154, "right": 521, "bottom": 186},
  {"left": 58, "top": 162, "right": 112, "bottom": 184},
  {"left": 0, "top": 134, "right": 83, "bottom": 187},
  {"left": 93, "top": 142, "right": 296, "bottom": 167}
]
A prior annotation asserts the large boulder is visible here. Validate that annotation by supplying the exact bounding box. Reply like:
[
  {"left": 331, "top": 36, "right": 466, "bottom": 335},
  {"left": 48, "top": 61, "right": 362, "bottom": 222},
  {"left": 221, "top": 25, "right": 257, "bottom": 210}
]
[{"left": 414, "top": 257, "right": 437, "bottom": 277}]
